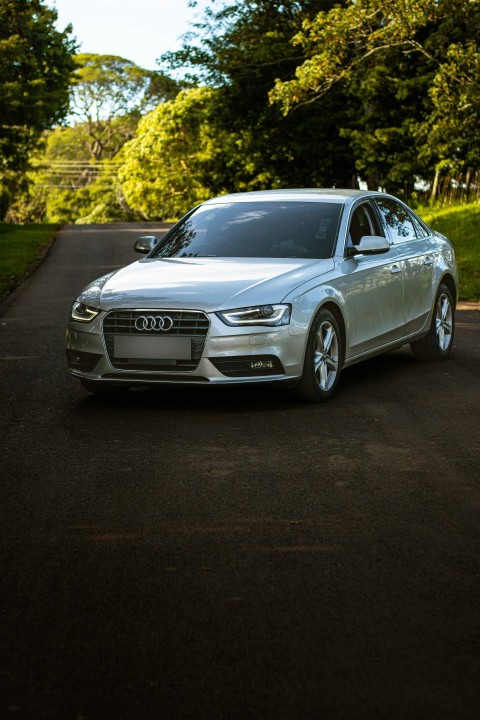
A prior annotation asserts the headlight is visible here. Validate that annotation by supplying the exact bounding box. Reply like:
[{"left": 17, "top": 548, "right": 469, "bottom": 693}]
[
  {"left": 217, "top": 304, "right": 291, "bottom": 327},
  {"left": 69, "top": 271, "right": 117, "bottom": 323},
  {"left": 70, "top": 301, "right": 100, "bottom": 323}
]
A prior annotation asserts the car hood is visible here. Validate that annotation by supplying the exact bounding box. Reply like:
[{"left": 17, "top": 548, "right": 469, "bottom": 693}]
[{"left": 98, "top": 257, "right": 334, "bottom": 311}]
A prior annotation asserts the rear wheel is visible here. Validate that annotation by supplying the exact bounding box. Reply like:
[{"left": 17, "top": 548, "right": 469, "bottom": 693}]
[
  {"left": 294, "top": 309, "right": 343, "bottom": 402},
  {"left": 410, "top": 283, "right": 455, "bottom": 361}
]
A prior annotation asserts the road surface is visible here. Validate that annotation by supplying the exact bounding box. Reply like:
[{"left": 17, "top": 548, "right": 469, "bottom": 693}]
[{"left": 1, "top": 223, "right": 480, "bottom": 719}]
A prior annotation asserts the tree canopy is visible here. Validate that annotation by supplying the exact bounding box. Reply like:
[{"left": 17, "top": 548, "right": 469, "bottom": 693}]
[
  {"left": 5, "top": 0, "right": 480, "bottom": 222},
  {"left": 157, "top": 1, "right": 357, "bottom": 202},
  {"left": 270, "top": 0, "right": 480, "bottom": 193},
  {"left": 0, "top": 0, "right": 76, "bottom": 172},
  {"left": 120, "top": 87, "right": 223, "bottom": 219},
  {"left": 70, "top": 53, "right": 181, "bottom": 161},
  {"left": 7, "top": 53, "right": 179, "bottom": 223}
]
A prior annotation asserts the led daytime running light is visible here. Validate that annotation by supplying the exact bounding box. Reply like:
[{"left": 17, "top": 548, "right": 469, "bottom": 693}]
[
  {"left": 70, "top": 301, "right": 100, "bottom": 323},
  {"left": 217, "top": 304, "right": 291, "bottom": 327}
]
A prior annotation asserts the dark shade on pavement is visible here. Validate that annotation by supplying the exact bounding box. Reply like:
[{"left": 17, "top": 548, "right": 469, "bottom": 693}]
[{"left": 1, "top": 224, "right": 479, "bottom": 720}]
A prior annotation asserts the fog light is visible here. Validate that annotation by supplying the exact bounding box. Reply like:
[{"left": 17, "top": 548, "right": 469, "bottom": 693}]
[
  {"left": 66, "top": 349, "right": 102, "bottom": 372},
  {"left": 250, "top": 359, "right": 274, "bottom": 369}
]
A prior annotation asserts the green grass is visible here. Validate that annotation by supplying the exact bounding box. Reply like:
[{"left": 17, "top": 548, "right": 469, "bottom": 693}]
[
  {"left": 0, "top": 223, "right": 57, "bottom": 298},
  {"left": 419, "top": 203, "right": 480, "bottom": 302}
]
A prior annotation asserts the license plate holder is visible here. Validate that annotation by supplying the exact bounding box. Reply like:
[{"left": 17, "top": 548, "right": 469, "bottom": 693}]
[{"left": 114, "top": 335, "right": 192, "bottom": 360}]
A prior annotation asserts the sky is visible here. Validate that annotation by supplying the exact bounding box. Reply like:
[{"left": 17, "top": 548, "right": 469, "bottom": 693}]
[{"left": 46, "top": 0, "right": 207, "bottom": 71}]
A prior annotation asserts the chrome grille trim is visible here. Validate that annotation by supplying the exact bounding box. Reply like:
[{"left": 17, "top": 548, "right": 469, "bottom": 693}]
[{"left": 103, "top": 309, "right": 210, "bottom": 372}]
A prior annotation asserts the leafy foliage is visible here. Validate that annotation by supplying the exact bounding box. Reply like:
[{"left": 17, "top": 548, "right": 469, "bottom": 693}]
[
  {"left": 425, "top": 41, "right": 480, "bottom": 173},
  {"left": 270, "top": 0, "right": 480, "bottom": 193},
  {"left": 7, "top": 118, "right": 137, "bottom": 224},
  {"left": 5, "top": 0, "right": 480, "bottom": 223},
  {"left": 71, "top": 54, "right": 180, "bottom": 161},
  {"left": 269, "top": 0, "right": 433, "bottom": 111},
  {"left": 7, "top": 53, "right": 180, "bottom": 223},
  {"left": 159, "top": 1, "right": 357, "bottom": 195},
  {"left": 120, "top": 87, "right": 225, "bottom": 219},
  {"left": 119, "top": 2, "right": 360, "bottom": 220},
  {"left": 0, "top": 0, "right": 76, "bottom": 173}
]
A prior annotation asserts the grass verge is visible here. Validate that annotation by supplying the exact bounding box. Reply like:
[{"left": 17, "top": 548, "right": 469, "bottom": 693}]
[
  {"left": 420, "top": 203, "right": 480, "bottom": 302},
  {"left": 0, "top": 223, "right": 57, "bottom": 299}
]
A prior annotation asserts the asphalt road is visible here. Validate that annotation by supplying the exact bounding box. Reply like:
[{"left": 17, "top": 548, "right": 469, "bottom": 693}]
[{"left": 1, "top": 223, "right": 480, "bottom": 720}]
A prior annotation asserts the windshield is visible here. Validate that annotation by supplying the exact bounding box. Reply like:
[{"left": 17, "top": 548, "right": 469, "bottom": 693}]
[{"left": 153, "top": 201, "right": 343, "bottom": 259}]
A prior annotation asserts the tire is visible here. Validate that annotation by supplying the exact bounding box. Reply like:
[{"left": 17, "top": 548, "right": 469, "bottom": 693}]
[
  {"left": 294, "top": 308, "right": 343, "bottom": 402},
  {"left": 80, "top": 379, "right": 130, "bottom": 395},
  {"left": 410, "top": 283, "right": 455, "bottom": 361}
]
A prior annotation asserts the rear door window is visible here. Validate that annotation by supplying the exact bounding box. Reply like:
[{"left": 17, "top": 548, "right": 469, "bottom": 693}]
[{"left": 375, "top": 198, "right": 417, "bottom": 243}]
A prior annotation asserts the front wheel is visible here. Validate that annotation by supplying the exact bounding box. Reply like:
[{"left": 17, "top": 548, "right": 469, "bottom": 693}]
[
  {"left": 294, "top": 309, "right": 343, "bottom": 402},
  {"left": 410, "top": 283, "right": 455, "bottom": 361}
]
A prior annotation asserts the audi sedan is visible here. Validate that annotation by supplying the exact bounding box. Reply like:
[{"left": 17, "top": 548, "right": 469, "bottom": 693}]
[{"left": 66, "top": 189, "right": 458, "bottom": 401}]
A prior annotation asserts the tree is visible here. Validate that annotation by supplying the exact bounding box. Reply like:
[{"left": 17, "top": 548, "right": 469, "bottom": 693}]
[
  {"left": 8, "top": 53, "right": 182, "bottom": 223},
  {"left": 71, "top": 53, "right": 180, "bottom": 161},
  {"left": 160, "top": 1, "right": 357, "bottom": 192},
  {"left": 121, "top": 2, "right": 360, "bottom": 221},
  {"left": 269, "top": 0, "right": 433, "bottom": 112},
  {"left": 421, "top": 40, "right": 480, "bottom": 198},
  {"left": 11, "top": 125, "right": 132, "bottom": 224},
  {"left": 270, "top": 0, "right": 480, "bottom": 196},
  {"left": 120, "top": 87, "right": 226, "bottom": 219},
  {"left": 0, "top": 0, "right": 76, "bottom": 173}
]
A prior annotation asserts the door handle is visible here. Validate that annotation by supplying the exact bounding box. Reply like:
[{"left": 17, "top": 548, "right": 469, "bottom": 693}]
[{"left": 390, "top": 264, "right": 402, "bottom": 274}]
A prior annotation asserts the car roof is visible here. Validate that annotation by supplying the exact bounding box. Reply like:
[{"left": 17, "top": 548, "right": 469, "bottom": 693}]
[{"left": 203, "top": 189, "right": 373, "bottom": 205}]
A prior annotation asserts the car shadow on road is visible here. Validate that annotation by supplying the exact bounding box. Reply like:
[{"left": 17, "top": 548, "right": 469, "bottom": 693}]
[{"left": 71, "top": 347, "right": 419, "bottom": 416}]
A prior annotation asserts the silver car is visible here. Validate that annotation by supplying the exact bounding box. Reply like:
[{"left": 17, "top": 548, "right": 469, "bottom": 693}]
[{"left": 66, "top": 189, "right": 458, "bottom": 401}]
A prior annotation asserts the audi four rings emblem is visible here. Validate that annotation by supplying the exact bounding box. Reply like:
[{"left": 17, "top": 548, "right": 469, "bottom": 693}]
[{"left": 134, "top": 314, "right": 174, "bottom": 332}]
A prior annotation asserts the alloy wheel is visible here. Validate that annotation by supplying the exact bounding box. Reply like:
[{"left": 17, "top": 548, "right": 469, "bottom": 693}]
[
  {"left": 436, "top": 292, "right": 453, "bottom": 352},
  {"left": 314, "top": 321, "right": 339, "bottom": 391}
]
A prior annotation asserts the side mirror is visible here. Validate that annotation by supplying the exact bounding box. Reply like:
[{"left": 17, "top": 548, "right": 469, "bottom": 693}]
[
  {"left": 347, "top": 235, "right": 391, "bottom": 256},
  {"left": 134, "top": 235, "right": 158, "bottom": 254}
]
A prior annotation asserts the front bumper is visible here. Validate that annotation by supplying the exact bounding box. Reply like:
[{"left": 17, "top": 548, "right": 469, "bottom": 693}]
[{"left": 66, "top": 309, "right": 307, "bottom": 387}]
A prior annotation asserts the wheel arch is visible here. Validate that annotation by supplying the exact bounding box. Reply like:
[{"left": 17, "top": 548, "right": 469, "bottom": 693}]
[
  {"left": 439, "top": 273, "right": 458, "bottom": 309},
  {"left": 294, "top": 298, "right": 346, "bottom": 402}
]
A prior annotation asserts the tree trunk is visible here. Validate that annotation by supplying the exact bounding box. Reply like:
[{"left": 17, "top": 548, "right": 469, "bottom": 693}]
[
  {"left": 465, "top": 167, "right": 472, "bottom": 202},
  {"left": 431, "top": 169, "right": 440, "bottom": 203}
]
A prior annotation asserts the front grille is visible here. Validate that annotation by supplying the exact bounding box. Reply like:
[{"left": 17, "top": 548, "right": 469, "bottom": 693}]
[{"left": 103, "top": 310, "right": 209, "bottom": 372}]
